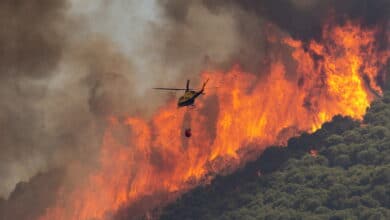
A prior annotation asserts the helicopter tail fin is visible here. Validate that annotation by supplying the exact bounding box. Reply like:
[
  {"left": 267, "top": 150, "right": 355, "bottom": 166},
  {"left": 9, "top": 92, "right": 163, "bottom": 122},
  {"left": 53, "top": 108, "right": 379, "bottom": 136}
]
[{"left": 200, "top": 78, "right": 209, "bottom": 94}]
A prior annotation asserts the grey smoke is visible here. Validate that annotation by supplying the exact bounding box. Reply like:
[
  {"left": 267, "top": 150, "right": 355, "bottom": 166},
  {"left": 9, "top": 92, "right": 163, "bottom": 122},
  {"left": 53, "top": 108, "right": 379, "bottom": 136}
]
[
  {"left": 202, "top": 0, "right": 390, "bottom": 41},
  {"left": 0, "top": 0, "right": 69, "bottom": 198},
  {"left": 0, "top": 0, "right": 388, "bottom": 219}
]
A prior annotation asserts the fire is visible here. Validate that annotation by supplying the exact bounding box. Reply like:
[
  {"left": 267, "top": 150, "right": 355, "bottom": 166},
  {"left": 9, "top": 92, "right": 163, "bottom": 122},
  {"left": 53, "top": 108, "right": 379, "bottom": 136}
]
[
  {"left": 310, "top": 149, "right": 318, "bottom": 157},
  {"left": 39, "top": 21, "right": 388, "bottom": 220}
]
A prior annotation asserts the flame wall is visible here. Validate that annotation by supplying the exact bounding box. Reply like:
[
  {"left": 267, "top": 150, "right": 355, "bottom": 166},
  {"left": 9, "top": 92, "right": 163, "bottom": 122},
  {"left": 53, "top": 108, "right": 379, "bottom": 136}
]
[{"left": 38, "top": 20, "right": 389, "bottom": 220}]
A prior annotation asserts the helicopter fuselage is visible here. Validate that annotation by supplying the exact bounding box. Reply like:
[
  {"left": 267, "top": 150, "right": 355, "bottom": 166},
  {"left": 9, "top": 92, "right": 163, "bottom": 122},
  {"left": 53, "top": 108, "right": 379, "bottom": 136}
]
[
  {"left": 154, "top": 78, "right": 208, "bottom": 108},
  {"left": 178, "top": 90, "right": 202, "bottom": 107}
]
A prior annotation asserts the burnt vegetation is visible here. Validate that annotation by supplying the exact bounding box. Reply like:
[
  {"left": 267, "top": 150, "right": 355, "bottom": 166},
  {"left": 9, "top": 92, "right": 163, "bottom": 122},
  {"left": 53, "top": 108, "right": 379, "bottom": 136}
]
[{"left": 160, "top": 83, "right": 390, "bottom": 220}]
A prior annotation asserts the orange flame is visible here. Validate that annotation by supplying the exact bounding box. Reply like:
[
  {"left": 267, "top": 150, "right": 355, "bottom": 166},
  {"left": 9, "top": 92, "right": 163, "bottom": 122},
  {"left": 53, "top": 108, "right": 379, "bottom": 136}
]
[
  {"left": 310, "top": 149, "right": 318, "bottom": 157},
  {"left": 39, "top": 21, "right": 389, "bottom": 220}
]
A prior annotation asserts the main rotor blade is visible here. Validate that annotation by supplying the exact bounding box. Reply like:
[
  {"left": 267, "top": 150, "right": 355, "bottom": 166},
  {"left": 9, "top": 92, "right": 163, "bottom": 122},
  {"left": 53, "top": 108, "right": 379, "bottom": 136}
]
[{"left": 153, "top": 88, "right": 194, "bottom": 91}]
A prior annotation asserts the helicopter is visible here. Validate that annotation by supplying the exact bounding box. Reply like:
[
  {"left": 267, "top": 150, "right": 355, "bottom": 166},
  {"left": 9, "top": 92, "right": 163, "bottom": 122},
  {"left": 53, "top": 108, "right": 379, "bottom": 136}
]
[{"left": 153, "top": 79, "right": 209, "bottom": 108}]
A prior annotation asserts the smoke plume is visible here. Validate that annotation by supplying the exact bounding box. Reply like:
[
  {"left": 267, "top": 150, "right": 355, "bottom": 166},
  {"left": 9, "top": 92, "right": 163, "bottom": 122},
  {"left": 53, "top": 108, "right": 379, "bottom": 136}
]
[
  {"left": 0, "top": 0, "right": 388, "bottom": 220},
  {"left": 0, "top": 0, "right": 69, "bottom": 198}
]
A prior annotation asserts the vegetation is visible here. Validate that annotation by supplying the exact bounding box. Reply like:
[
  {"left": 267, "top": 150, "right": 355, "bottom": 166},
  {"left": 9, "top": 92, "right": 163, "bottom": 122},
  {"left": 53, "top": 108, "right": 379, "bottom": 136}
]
[{"left": 160, "top": 90, "right": 390, "bottom": 220}]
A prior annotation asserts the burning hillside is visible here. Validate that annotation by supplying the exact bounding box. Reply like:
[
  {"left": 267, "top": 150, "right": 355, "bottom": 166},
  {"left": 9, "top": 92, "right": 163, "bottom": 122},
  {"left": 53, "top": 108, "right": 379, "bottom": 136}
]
[
  {"left": 0, "top": 1, "right": 389, "bottom": 220},
  {"left": 38, "top": 20, "right": 389, "bottom": 220}
]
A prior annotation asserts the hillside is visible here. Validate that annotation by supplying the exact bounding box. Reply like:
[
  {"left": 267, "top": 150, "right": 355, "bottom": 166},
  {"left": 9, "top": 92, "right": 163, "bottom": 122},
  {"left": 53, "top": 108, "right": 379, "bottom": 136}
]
[{"left": 160, "top": 90, "right": 390, "bottom": 220}]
